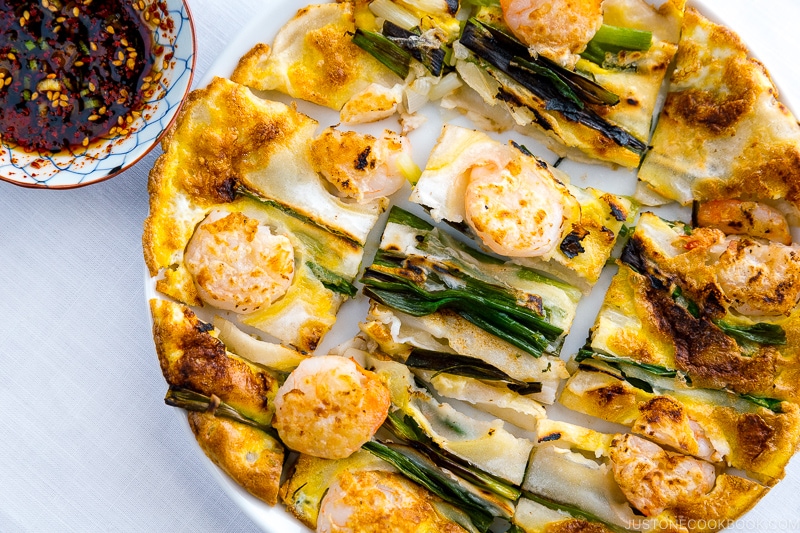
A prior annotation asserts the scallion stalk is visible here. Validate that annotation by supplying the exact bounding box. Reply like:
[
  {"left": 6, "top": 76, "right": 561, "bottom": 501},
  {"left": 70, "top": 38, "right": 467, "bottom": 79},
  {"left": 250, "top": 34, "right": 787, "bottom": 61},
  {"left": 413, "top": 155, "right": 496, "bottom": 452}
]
[{"left": 352, "top": 28, "right": 412, "bottom": 79}]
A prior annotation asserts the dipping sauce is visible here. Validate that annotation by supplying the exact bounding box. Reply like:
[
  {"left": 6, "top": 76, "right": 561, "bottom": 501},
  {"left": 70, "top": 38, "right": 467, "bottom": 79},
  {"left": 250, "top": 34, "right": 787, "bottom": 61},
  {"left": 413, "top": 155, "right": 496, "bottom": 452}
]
[{"left": 0, "top": 0, "right": 165, "bottom": 153}]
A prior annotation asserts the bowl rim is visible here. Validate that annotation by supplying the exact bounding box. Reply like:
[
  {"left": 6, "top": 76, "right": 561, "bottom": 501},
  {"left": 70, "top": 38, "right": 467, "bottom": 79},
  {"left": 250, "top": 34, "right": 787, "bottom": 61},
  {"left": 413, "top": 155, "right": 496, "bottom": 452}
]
[{"left": 0, "top": 0, "right": 198, "bottom": 190}]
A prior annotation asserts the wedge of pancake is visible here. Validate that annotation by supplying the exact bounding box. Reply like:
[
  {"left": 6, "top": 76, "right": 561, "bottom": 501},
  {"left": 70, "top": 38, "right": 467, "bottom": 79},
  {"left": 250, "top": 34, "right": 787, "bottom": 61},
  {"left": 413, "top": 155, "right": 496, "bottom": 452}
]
[
  {"left": 143, "top": 77, "right": 386, "bottom": 351},
  {"left": 638, "top": 8, "right": 800, "bottom": 217}
]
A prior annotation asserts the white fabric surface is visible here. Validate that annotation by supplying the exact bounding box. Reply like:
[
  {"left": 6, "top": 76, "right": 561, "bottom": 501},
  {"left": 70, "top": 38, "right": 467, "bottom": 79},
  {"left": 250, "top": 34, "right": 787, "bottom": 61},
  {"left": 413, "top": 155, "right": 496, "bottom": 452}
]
[{"left": 1, "top": 1, "right": 799, "bottom": 532}]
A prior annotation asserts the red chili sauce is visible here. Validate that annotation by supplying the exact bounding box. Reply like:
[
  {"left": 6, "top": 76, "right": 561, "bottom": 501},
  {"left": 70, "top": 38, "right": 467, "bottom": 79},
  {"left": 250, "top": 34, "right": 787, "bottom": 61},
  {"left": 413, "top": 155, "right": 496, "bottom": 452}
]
[{"left": 0, "top": 0, "right": 157, "bottom": 153}]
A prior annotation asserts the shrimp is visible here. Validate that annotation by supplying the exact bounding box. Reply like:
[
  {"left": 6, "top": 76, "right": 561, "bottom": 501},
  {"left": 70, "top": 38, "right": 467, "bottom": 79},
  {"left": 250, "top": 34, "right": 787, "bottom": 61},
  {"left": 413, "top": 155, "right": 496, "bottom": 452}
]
[
  {"left": 609, "top": 434, "right": 716, "bottom": 517},
  {"left": 696, "top": 199, "right": 792, "bottom": 245},
  {"left": 464, "top": 145, "right": 579, "bottom": 257},
  {"left": 184, "top": 210, "right": 294, "bottom": 313},
  {"left": 317, "top": 469, "right": 467, "bottom": 533},
  {"left": 500, "top": 0, "right": 604, "bottom": 68},
  {"left": 272, "top": 355, "right": 390, "bottom": 460},
  {"left": 715, "top": 238, "right": 800, "bottom": 316},
  {"left": 309, "top": 128, "right": 414, "bottom": 203}
]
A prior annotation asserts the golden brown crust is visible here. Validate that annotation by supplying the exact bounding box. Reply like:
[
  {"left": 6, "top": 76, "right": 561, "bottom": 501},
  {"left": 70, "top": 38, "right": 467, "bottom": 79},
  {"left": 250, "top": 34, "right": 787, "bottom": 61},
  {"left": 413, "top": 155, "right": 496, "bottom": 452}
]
[
  {"left": 638, "top": 8, "right": 800, "bottom": 210},
  {"left": 150, "top": 298, "right": 278, "bottom": 425},
  {"left": 188, "top": 411, "right": 283, "bottom": 505},
  {"left": 667, "top": 474, "right": 767, "bottom": 531}
]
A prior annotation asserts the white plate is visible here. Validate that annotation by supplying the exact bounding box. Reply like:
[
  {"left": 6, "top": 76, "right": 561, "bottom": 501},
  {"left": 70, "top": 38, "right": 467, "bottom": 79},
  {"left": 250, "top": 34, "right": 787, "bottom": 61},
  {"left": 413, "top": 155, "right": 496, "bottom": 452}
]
[{"left": 151, "top": 1, "right": 800, "bottom": 531}]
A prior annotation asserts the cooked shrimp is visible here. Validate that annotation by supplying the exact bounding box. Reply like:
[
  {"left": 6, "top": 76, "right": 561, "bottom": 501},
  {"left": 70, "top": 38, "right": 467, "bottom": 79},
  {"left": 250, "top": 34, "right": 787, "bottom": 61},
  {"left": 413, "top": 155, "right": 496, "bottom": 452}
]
[
  {"left": 696, "top": 199, "right": 792, "bottom": 245},
  {"left": 184, "top": 210, "right": 294, "bottom": 313},
  {"left": 309, "top": 128, "right": 414, "bottom": 203},
  {"left": 500, "top": 0, "right": 604, "bottom": 68},
  {"left": 464, "top": 146, "right": 578, "bottom": 257},
  {"left": 272, "top": 356, "right": 390, "bottom": 460},
  {"left": 715, "top": 238, "right": 800, "bottom": 316},
  {"left": 609, "top": 434, "right": 716, "bottom": 517},
  {"left": 317, "top": 469, "right": 466, "bottom": 533},
  {"left": 632, "top": 397, "right": 723, "bottom": 463}
]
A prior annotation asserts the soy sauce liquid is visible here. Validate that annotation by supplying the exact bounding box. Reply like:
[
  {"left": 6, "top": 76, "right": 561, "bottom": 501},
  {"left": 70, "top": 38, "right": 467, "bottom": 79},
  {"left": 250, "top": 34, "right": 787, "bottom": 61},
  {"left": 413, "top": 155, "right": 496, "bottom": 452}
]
[{"left": 0, "top": 0, "right": 155, "bottom": 153}]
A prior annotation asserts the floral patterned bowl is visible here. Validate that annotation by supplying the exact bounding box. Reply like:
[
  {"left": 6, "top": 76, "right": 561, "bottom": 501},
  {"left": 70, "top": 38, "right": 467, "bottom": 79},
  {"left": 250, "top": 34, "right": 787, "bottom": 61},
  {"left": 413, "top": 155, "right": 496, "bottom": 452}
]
[{"left": 0, "top": 0, "right": 196, "bottom": 189}]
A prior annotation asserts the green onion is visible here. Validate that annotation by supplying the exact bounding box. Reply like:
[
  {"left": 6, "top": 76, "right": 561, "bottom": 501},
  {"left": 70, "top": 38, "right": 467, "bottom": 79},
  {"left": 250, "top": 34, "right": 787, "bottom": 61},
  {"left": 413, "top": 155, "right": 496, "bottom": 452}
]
[
  {"left": 588, "top": 24, "right": 652, "bottom": 55},
  {"left": 363, "top": 441, "right": 496, "bottom": 532},
  {"left": 714, "top": 320, "right": 787, "bottom": 346},
  {"left": 459, "top": 19, "right": 643, "bottom": 155},
  {"left": 383, "top": 412, "right": 523, "bottom": 502},
  {"left": 405, "top": 348, "right": 543, "bottom": 394},
  {"left": 164, "top": 387, "right": 280, "bottom": 439},
  {"left": 739, "top": 394, "right": 784, "bottom": 413},
  {"left": 510, "top": 54, "right": 584, "bottom": 108},
  {"left": 305, "top": 262, "right": 357, "bottom": 298},
  {"left": 352, "top": 28, "right": 412, "bottom": 79},
  {"left": 382, "top": 21, "right": 446, "bottom": 77},
  {"left": 24, "top": 41, "right": 36, "bottom": 51}
]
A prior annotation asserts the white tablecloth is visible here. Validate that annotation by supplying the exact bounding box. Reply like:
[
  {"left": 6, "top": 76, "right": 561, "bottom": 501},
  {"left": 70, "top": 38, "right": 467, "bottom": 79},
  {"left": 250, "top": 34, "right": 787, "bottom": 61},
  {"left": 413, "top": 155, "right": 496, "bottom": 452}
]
[{"left": 1, "top": 1, "right": 799, "bottom": 531}]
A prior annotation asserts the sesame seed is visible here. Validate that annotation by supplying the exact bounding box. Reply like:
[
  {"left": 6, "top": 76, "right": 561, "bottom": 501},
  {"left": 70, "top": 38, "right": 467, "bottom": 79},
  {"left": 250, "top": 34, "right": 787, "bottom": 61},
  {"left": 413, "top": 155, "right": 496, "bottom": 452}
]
[
  {"left": 60, "top": 101, "right": 68, "bottom": 108},
  {"left": 74, "top": 61, "right": 84, "bottom": 67},
  {"left": 23, "top": 10, "right": 30, "bottom": 20},
  {"left": 46, "top": 73, "right": 56, "bottom": 79},
  {"left": 4, "top": 77, "right": 11, "bottom": 87},
  {"left": 43, "top": 0, "right": 50, "bottom": 8},
  {"left": 73, "top": 7, "right": 80, "bottom": 17},
  {"left": 56, "top": 16, "right": 65, "bottom": 22},
  {"left": 119, "top": 129, "right": 129, "bottom": 136},
  {"left": 7, "top": 53, "right": 16, "bottom": 61},
  {"left": 98, "top": 106, "right": 106, "bottom": 114},
  {"left": 141, "top": 82, "right": 150, "bottom": 91},
  {"left": 90, "top": 42, "right": 97, "bottom": 51},
  {"left": 117, "top": 116, "right": 124, "bottom": 125},
  {"left": 122, "top": 39, "right": 129, "bottom": 47},
  {"left": 112, "top": 60, "right": 122, "bottom": 67},
  {"left": 88, "top": 82, "right": 96, "bottom": 91},
  {"left": 30, "top": 92, "right": 38, "bottom": 99},
  {"left": 53, "top": 25, "right": 61, "bottom": 33},
  {"left": 126, "top": 59, "right": 135, "bottom": 69},
  {"left": 106, "top": 25, "right": 114, "bottom": 34},
  {"left": 82, "top": 137, "right": 89, "bottom": 146},
  {"left": 88, "top": 115, "right": 99, "bottom": 121},
  {"left": 47, "top": 91, "right": 53, "bottom": 100},
  {"left": 126, "top": 115, "right": 133, "bottom": 124}
]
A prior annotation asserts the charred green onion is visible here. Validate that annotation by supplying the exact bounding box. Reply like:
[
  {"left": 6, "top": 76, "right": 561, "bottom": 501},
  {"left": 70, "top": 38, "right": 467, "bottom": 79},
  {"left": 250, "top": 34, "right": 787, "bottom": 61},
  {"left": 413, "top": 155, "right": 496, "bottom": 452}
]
[
  {"left": 459, "top": 19, "right": 646, "bottom": 154},
  {"left": 363, "top": 440, "right": 497, "bottom": 532},
  {"left": 713, "top": 320, "right": 787, "bottom": 346},
  {"left": 382, "top": 21, "right": 447, "bottom": 76},
  {"left": 404, "top": 348, "right": 543, "bottom": 395},
  {"left": 164, "top": 387, "right": 280, "bottom": 439},
  {"left": 352, "top": 28, "right": 412, "bottom": 79}
]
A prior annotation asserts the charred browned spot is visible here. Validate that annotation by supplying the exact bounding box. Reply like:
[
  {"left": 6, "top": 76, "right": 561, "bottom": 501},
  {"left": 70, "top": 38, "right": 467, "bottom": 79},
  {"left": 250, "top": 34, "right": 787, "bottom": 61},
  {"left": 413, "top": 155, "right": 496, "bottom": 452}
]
[
  {"left": 626, "top": 97, "right": 639, "bottom": 107},
  {"left": 602, "top": 193, "right": 629, "bottom": 222},
  {"left": 588, "top": 384, "right": 628, "bottom": 406},
  {"left": 538, "top": 432, "right": 562, "bottom": 443},
  {"left": 644, "top": 284, "right": 776, "bottom": 394},
  {"left": 639, "top": 396, "right": 684, "bottom": 424},
  {"left": 665, "top": 87, "right": 752, "bottom": 135},
  {"left": 560, "top": 224, "right": 590, "bottom": 258},
  {"left": 522, "top": 293, "right": 545, "bottom": 316},
  {"left": 355, "top": 146, "right": 372, "bottom": 170},
  {"left": 737, "top": 413, "right": 775, "bottom": 463}
]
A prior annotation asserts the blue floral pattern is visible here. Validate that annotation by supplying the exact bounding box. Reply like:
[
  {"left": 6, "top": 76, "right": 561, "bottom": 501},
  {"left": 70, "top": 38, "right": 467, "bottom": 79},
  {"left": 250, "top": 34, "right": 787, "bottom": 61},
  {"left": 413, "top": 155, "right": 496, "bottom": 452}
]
[{"left": 0, "top": 0, "right": 196, "bottom": 189}]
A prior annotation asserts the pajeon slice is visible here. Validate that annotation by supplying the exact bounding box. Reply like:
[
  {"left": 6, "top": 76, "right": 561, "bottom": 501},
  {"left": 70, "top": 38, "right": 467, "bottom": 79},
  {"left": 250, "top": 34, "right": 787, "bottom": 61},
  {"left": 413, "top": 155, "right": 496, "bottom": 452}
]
[
  {"left": 358, "top": 206, "right": 574, "bottom": 402},
  {"left": 587, "top": 212, "right": 800, "bottom": 404},
  {"left": 522, "top": 420, "right": 767, "bottom": 533},
  {"left": 150, "top": 299, "right": 303, "bottom": 505},
  {"left": 231, "top": 2, "right": 401, "bottom": 119},
  {"left": 452, "top": 0, "right": 685, "bottom": 168},
  {"left": 410, "top": 124, "right": 636, "bottom": 290},
  {"left": 637, "top": 8, "right": 800, "bottom": 216},
  {"left": 560, "top": 357, "right": 800, "bottom": 486},
  {"left": 143, "top": 77, "right": 389, "bottom": 351}
]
